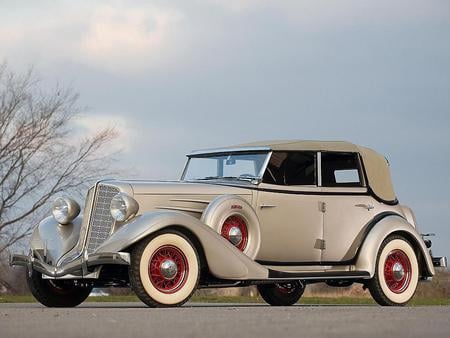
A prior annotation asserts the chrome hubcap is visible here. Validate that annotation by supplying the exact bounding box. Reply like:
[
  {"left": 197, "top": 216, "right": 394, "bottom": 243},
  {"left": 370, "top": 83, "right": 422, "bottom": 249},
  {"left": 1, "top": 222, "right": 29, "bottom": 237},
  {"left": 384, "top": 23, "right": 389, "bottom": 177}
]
[
  {"left": 392, "top": 262, "right": 405, "bottom": 281},
  {"left": 160, "top": 259, "right": 178, "bottom": 280},
  {"left": 228, "top": 226, "right": 243, "bottom": 246}
]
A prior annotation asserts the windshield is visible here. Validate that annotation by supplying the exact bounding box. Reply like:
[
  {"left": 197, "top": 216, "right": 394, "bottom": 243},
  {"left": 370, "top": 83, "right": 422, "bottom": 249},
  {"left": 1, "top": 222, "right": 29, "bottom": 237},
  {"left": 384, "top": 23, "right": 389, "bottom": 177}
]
[{"left": 182, "top": 152, "right": 270, "bottom": 182}]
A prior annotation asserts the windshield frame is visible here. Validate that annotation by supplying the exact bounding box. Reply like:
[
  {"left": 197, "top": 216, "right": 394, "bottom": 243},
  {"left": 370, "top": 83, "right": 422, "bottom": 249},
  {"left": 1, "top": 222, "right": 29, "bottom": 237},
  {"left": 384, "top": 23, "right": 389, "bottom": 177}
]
[{"left": 181, "top": 149, "right": 272, "bottom": 184}]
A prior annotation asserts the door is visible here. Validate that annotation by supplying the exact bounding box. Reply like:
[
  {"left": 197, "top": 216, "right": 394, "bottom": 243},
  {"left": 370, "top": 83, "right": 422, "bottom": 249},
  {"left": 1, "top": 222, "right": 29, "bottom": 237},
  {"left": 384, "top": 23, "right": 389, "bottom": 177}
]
[
  {"left": 319, "top": 152, "right": 377, "bottom": 262},
  {"left": 256, "top": 190, "right": 323, "bottom": 262},
  {"left": 321, "top": 194, "right": 377, "bottom": 262},
  {"left": 255, "top": 151, "right": 323, "bottom": 263}
]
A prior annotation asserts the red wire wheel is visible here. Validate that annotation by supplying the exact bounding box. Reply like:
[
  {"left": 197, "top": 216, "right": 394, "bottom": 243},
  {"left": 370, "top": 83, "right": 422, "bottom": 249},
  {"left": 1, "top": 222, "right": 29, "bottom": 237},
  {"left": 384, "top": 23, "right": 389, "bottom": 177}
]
[
  {"left": 275, "top": 283, "right": 299, "bottom": 295},
  {"left": 383, "top": 249, "right": 412, "bottom": 294},
  {"left": 221, "top": 215, "right": 248, "bottom": 251},
  {"left": 148, "top": 245, "right": 189, "bottom": 294}
]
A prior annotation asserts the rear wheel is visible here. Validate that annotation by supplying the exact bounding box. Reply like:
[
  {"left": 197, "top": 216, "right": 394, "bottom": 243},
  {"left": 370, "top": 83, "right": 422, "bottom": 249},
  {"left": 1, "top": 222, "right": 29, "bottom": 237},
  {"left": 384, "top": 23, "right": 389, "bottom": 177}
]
[
  {"left": 258, "top": 281, "right": 305, "bottom": 306},
  {"left": 367, "top": 235, "right": 419, "bottom": 306},
  {"left": 26, "top": 269, "right": 92, "bottom": 307},
  {"left": 129, "top": 230, "right": 200, "bottom": 307}
]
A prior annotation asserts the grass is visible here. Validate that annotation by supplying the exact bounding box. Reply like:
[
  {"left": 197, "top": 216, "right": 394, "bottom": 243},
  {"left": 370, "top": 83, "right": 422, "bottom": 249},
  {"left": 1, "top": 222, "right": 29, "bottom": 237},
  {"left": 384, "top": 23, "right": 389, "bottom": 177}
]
[{"left": 1, "top": 294, "right": 448, "bottom": 305}]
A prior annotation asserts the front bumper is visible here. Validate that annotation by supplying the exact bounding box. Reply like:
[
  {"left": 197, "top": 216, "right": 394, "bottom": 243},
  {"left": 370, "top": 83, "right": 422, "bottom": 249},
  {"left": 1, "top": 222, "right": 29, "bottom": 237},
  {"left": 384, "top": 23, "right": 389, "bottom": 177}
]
[
  {"left": 432, "top": 256, "right": 447, "bottom": 268},
  {"left": 10, "top": 251, "right": 130, "bottom": 278}
]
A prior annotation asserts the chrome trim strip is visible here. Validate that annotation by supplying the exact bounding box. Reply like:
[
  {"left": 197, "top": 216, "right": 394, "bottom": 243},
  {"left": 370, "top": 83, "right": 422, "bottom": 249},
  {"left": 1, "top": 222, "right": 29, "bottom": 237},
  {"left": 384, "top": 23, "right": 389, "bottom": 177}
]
[
  {"left": 155, "top": 206, "right": 205, "bottom": 213},
  {"left": 188, "top": 146, "right": 271, "bottom": 156},
  {"left": 80, "top": 183, "right": 99, "bottom": 251},
  {"left": 169, "top": 198, "right": 211, "bottom": 204},
  {"left": 258, "top": 151, "right": 273, "bottom": 179},
  {"left": 317, "top": 151, "right": 322, "bottom": 187},
  {"left": 180, "top": 157, "right": 190, "bottom": 180}
]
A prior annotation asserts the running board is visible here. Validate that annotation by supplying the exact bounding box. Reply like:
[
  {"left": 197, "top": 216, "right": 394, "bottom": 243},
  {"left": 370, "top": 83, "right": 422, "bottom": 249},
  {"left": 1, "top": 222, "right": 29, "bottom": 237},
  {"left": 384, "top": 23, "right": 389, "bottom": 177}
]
[{"left": 267, "top": 269, "right": 371, "bottom": 280}]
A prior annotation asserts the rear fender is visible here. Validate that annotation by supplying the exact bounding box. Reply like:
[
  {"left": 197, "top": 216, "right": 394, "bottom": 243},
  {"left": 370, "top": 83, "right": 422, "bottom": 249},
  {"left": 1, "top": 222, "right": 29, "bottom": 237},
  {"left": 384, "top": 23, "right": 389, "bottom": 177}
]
[
  {"left": 96, "top": 211, "right": 268, "bottom": 280},
  {"left": 355, "top": 215, "right": 435, "bottom": 277}
]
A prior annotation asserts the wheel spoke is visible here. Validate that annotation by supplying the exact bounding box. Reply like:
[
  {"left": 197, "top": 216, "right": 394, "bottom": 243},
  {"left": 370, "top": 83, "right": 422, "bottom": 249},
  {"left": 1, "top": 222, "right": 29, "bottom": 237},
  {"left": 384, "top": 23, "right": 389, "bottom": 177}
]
[
  {"left": 383, "top": 249, "right": 412, "bottom": 294},
  {"left": 148, "top": 245, "right": 189, "bottom": 294}
]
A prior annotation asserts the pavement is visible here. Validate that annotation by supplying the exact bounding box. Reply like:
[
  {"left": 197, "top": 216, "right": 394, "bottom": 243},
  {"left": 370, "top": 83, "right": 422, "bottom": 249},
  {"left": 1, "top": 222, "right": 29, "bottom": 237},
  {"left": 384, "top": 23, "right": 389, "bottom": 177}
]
[{"left": 1, "top": 302, "right": 449, "bottom": 338}]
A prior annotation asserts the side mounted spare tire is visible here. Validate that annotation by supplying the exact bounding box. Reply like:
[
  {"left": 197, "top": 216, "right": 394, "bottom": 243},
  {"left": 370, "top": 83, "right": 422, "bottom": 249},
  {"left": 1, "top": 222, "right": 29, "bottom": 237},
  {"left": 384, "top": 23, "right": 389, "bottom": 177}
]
[{"left": 201, "top": 195, "right": 261, "bottom": 259}]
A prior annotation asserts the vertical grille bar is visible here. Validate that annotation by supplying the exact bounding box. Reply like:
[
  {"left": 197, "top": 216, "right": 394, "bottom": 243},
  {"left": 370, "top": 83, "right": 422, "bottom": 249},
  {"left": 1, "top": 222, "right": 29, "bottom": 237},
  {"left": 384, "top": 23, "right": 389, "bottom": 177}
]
[{"left": 85, "top": 184, "right": 119, "bottom": 253}]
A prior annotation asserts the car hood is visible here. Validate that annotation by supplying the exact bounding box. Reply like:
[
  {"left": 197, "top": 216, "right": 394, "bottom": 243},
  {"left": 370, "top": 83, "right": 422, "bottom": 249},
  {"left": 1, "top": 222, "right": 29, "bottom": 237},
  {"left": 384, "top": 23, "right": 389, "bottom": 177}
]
[
  {"left": 103, "top": 179, "right": 253, "bottom": 196},
  {"left": 100, "top": 179, "right": 253, "bottom": 219}
]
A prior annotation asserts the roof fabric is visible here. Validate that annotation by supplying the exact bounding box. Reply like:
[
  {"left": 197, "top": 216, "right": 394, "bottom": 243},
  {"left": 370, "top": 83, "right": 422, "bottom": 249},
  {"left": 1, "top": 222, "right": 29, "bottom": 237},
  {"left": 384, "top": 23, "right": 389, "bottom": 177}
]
[{"left": 233, "top": 140, "right": 397, "bottom": 203}]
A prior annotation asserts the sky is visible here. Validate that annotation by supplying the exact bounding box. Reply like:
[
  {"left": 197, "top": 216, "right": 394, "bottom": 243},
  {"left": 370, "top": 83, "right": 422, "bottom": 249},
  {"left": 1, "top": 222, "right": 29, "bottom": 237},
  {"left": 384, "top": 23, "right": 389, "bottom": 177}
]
[{"left": 1, "top": 0, "right": 449, "bottom": 260}]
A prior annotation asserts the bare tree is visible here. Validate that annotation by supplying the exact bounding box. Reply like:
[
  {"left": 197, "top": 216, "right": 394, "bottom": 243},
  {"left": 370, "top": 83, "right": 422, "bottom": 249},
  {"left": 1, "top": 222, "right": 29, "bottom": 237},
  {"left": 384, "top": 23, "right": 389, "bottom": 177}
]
[{"left": 0, "top": 64, "right": 118, "bottom": 273}]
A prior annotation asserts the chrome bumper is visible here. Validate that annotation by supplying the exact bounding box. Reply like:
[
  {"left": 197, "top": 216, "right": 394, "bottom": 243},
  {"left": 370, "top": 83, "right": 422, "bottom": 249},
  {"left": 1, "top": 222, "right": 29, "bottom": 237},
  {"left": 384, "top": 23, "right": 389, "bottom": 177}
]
[
  {"left": 9, "top": 251, "right": 130, "bottom": 278},
  {"left": 432, "top": 256, "right": 447, "bottom": 268}
]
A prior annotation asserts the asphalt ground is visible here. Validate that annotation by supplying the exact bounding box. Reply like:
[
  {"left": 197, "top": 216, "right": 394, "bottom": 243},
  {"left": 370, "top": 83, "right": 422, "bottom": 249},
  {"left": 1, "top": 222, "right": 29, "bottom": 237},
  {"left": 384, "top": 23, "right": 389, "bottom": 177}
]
[{"left": 1, "top": 302, "right": 449, "bottom": 338}]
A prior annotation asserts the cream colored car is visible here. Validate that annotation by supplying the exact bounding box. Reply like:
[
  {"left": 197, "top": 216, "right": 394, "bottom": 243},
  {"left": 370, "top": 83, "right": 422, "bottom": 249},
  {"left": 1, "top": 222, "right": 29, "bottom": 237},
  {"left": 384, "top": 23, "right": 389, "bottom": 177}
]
[{"left": 11, "top": 140, "right": 447, "bottom": 307}]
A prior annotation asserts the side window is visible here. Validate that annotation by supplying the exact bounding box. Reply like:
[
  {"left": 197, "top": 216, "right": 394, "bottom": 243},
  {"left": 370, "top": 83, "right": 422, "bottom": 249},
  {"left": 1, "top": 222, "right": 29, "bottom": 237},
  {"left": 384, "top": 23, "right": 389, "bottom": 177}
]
[
  {"left": 262, "top": 152, "right": 316, "bottom": 185},
  {"left": 321, "top": 152, "right": 362, "bottom": 187}
]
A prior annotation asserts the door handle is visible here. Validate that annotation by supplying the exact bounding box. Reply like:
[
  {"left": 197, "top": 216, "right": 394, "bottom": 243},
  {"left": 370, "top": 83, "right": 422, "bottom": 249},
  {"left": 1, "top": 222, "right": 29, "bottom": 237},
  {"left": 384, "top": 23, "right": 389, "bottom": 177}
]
[
  {"left": 355, "top": 203, "right": 374, "bottom": 211},
  {"left": 260, "top": 204, "right": 276, "bottom": 209}
]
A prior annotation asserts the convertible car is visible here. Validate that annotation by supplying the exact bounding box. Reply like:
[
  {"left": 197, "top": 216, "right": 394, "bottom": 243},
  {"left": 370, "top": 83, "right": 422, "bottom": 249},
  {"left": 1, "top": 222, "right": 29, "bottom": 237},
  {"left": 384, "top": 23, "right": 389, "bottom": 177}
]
[{"left": 10, "top": 140, "right": 447, "bottom": 307}]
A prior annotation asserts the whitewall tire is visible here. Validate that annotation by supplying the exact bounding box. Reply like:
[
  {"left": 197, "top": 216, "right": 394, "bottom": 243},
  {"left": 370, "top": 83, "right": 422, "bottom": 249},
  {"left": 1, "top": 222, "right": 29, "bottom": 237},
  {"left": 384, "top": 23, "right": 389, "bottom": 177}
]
[
  {"left": 367, "top": 235, "right": 419, "bottom": 306},
  {"left": 129, "top": 230, "right": 200, "bottom": 307}
]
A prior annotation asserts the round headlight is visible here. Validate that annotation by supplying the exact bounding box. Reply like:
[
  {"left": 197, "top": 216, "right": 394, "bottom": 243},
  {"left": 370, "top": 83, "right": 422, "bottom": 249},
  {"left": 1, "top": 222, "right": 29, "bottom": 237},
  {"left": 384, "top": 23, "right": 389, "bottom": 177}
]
[
  {"left": 52, "top": 197, "right": 80, "bottom": 225},
  {"left": 110, "top": 193, "right": 139, "bottom": 222}
]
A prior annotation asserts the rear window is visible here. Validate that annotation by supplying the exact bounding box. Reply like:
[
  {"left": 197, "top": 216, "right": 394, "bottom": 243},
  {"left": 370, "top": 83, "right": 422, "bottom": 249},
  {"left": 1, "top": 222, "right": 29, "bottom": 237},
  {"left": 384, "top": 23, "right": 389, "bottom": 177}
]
[
  {"left": 321, "top": 152, "right": 363, "bottom": 187},
  {"left": 262, "top": 152, "right": 316, "bottom": 186}
]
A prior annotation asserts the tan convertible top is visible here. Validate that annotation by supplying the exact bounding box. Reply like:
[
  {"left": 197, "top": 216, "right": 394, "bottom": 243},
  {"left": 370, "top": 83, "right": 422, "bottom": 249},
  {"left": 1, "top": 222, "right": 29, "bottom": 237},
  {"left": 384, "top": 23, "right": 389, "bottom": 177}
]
[{"left": 206, "top": 140, "right": 397, "bottom": 203}]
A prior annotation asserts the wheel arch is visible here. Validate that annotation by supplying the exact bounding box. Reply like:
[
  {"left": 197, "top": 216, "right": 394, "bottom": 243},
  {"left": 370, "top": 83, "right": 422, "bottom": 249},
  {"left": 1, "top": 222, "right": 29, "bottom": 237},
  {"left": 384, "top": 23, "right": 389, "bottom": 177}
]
[
  {"left": 160, "top": 225, "right": 210, "bottom": 279},
  {"left": 95, "top": 211, "right": 268, "bottom": 280},
  {"left": 389, "top": 229, "right": 431, "bottom": 278},
  {"left": 355, "top": 215, "right": 434, "bottom": 278}
]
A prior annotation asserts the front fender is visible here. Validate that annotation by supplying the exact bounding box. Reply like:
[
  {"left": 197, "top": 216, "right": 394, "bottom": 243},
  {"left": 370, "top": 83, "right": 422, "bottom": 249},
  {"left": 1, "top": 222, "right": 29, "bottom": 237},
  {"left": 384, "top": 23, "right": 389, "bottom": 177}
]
[
  {"left": 29, "top": 216, "right": 82, "bottom": 265},
  {"left": 95, "top": 211, "right": 268, "bottom": 280},
  {"left": 355, "top": 215, "right": 435, "bottom": 277}
]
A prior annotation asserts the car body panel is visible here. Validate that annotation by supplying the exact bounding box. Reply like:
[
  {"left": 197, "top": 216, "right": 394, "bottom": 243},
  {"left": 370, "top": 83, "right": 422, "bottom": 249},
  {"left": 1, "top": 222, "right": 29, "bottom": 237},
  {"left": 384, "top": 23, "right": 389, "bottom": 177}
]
[
  {"left": 29, "top": 216, "right": 82, "bottom": 265},
  {"left": 320, "top": 193, "right": 405, "bottom": 262},
  {"left": 255, "top": 185, "right": 323, "bottom": 262}
]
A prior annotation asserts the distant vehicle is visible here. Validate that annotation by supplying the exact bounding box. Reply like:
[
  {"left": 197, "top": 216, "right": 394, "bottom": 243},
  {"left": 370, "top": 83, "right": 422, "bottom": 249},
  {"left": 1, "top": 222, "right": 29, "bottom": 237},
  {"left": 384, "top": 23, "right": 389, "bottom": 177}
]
[{"left": 11, "top": 140, "right": 446, "bottom": 307}]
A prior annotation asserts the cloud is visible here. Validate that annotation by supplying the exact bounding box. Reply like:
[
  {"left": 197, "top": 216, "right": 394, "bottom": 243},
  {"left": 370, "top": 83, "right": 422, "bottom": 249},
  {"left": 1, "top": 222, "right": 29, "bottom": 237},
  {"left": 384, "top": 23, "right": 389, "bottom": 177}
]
[
  {"left": 78, "top": 5, "right": 183, "bottom": 72},
  {"left": 0, "top": 3, "right": 183, "bottom": 74},
  {"left": 1, "top": 1, "right": 448, "bottom": 74},
  {"left": 73, "top": 113, "right": 134, "bottom": 152}
]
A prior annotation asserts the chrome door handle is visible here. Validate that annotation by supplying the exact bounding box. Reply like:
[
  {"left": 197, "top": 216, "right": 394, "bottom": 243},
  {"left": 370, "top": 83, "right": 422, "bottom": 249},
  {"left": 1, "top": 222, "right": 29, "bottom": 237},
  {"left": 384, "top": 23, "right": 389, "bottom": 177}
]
[
  {"left": 355, "top": 203, "right": 374, "bottom": 211},
  {"left": 260, "top": 204, "right": 276, "bottom": 209}
]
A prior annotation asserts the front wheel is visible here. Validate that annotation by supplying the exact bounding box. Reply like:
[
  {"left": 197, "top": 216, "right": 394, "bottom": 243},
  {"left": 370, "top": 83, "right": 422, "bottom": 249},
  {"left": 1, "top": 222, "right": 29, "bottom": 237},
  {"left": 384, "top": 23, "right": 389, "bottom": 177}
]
[
  {"left": 129, "top": 230, "right": 200, "bottom": 307},
  {"left": 26, "top": 269, "right": 92, "bottom": 307},
  {"left": 258, "top": 281, "right": 305, "bottom": 306},
  {"left": 367, "top": 235, "right": 419, "bottom": 306}
]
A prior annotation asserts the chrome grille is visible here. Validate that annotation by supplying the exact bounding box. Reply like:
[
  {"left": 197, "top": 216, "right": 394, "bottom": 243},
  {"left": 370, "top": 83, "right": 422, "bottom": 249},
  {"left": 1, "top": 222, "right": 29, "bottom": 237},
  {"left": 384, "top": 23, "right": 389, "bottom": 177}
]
[{"left": 85, "top": 184, "right": 119, "bottom": 253}]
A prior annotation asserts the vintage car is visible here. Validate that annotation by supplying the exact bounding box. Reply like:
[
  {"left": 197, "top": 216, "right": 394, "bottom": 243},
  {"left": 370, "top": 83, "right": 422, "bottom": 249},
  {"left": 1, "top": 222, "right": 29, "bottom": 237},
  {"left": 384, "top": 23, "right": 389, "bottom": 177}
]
[{"left": 11, "top": 140, "right": 447, "bottom": 307}]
